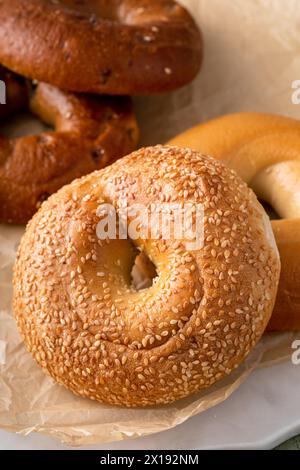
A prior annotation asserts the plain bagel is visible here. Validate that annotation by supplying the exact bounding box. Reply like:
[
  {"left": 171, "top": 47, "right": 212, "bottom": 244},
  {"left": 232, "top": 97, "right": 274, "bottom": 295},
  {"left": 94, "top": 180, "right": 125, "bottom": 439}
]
[
  {"left": 13, "top": 145, "right": 280, "bottom": 407},
  {"left": 169, "top": 112, "right": 300, "bottom": 332},
  {"left": 0, "top": 0, "right": 203, "bottom": 95},
  {"left": 0, "top": 81, "right": 138, "bottom": 224}
]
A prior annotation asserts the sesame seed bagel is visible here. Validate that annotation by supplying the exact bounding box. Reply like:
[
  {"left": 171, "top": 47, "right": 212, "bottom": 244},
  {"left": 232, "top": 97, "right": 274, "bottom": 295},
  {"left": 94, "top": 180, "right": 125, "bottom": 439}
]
[
  {"left": 0, "top": 81, "right": 138, "bottom": 224},
  {"left": 0, "top": 0, "right": 203, "bottom": 95},
  {"left": 13, "top": 146, "right": 280, "bottom": 407}
]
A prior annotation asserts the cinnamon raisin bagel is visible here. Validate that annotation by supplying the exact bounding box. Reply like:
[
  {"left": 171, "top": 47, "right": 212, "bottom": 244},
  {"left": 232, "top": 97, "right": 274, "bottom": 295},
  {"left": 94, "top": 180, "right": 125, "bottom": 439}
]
[
  {"left": 169, "top": 113, "right": 300, "bottom": 332},
  {"left": 0, "top": 0, "right": 203, "bottom": 95},
  {"left": 0, "top": 82, "right": 138, "bottom": 224},
  {"left": 13, "top": 145, "right": 280, "bottom": 407}
]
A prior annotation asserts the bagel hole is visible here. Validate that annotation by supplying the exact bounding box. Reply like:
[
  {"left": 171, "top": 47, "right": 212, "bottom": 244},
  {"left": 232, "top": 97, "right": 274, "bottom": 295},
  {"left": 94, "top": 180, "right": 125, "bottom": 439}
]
[
  {"left": 0, "top": 80, "right": 55, "bottom": 137},
  {"left": 259, "top": 199, "right": 280, "bottom": 220},
  {"left": 131, "top": 251, "right": 158, "bottom": 291},
  {"left": 1, "top": 112, "right": 53, "bottom": 138}
]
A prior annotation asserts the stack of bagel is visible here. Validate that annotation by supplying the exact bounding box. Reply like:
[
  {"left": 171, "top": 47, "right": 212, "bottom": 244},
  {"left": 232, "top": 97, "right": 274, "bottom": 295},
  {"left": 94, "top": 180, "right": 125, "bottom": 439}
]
[
  {"left": 1, "top": 1, "right": 299, "bottom": 408},
  {"left": 0, "top": 0, "right": 202, "bottom": 223}
]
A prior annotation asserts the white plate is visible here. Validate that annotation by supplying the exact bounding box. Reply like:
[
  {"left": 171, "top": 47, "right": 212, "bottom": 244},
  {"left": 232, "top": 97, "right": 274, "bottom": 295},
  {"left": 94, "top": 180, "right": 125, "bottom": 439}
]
[{"left": 0, "top": 359, "right": 299, "bottom": 450}]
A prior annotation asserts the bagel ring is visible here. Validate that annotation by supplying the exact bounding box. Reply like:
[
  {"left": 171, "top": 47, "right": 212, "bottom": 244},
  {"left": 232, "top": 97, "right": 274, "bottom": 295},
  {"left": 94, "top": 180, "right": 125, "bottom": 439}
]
[
  {"left": 0, "top": 81, "right": 138, "bottom": 224},
  {"left": 169, "top": 113, "right": 300, "bottom": 332},
  {"left": 0, "top": 0, "right": 203, "bottom": 95},
  {"left": 13, "top": 145, "right": 280, "bottom": 407}
]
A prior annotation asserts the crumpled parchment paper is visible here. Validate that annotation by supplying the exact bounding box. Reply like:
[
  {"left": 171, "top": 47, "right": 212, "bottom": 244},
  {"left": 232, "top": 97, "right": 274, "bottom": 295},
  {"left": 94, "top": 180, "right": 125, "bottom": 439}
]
[{"left": 0, "top": 0, "right": 300, "bottom": 446}]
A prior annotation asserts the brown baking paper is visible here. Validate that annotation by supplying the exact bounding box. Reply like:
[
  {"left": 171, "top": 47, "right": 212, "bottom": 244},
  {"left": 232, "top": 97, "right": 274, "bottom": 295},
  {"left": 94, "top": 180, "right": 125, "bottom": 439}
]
[{"left": 0, "top": 0, "right": 300, "bottom": 446}]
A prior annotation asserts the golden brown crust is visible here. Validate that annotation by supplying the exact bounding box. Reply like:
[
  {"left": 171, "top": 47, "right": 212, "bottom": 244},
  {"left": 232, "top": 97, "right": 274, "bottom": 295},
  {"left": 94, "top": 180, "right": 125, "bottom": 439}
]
[
  {"left": 169, "top": 112, "right": 300, "bottom": 332},
  {"left": 267, "top": 219, "right": 300, "bottom": 331},
  {"left": 13, "top": 145, "right": 280, "bottom": 407},
  {"left": 0, "top": 82, "right": 139, "bottom": 224},
  {"left": 0, "top": 0, "right": 203, "bottom": 95}
]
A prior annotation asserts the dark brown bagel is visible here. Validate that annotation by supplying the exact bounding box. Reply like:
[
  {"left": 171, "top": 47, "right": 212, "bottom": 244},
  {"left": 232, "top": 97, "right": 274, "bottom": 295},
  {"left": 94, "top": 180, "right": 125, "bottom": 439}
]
[
  {"left": 0, "top": 65, "right": 29, "bottom": 120},
  {"left": 0, "top": 82, "right": 139, "bottom": 224},
  {"left": 0, "top": 0, "right": 203, "bottom": 95}
]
